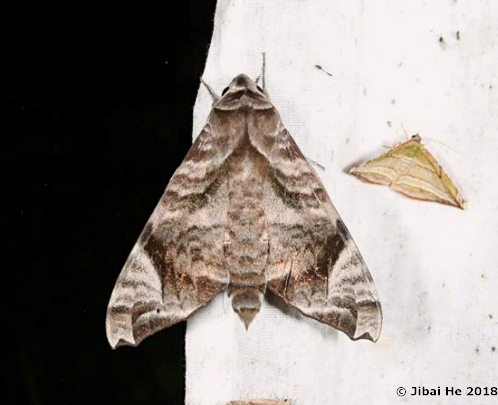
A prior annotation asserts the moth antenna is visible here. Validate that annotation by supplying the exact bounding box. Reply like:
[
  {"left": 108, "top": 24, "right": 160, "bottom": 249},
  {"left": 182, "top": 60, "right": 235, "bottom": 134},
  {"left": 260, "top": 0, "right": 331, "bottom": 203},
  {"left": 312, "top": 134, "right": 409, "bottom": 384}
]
[
  {"left": 261, "top": 52, "right": 266, "bottom": 90},
  {"left": 422, "top": 137, "right": 458, "bottom": 153},
  {"left": 400, "top": 123, "right": 410, "bottom": 141},
  {"left": 201, "top": 78, "right": 220, "bottom": 103},
  {"left": 255, "top": 53, "right": 268, "bottom": 96}
]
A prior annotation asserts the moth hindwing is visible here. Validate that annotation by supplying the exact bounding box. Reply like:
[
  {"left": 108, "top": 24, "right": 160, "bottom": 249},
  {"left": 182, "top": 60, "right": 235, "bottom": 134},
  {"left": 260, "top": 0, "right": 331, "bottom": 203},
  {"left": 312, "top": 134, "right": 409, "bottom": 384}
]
[
  {"left": 349, "top": 135, "right": 465, "bottom": 209},
  {"left": 106, "top": 74, "right": 382, "bottom": 348}
]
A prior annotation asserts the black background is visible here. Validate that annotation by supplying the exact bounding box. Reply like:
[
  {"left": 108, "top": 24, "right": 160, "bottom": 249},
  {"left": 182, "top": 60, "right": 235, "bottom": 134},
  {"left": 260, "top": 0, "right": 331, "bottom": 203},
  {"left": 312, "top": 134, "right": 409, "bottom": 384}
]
[{"left": 3, "top": 1, "right": 217, "bottom": 403}]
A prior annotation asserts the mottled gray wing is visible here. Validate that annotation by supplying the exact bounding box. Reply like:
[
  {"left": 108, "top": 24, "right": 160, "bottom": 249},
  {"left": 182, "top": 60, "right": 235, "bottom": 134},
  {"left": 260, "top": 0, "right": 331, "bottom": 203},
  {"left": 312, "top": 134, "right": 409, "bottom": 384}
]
[
  {"left": 106, "top": 126, "right": 229, "bottom": 348},
  {"left": 265, "top": 127, "right": 382, "bottom": 341}
]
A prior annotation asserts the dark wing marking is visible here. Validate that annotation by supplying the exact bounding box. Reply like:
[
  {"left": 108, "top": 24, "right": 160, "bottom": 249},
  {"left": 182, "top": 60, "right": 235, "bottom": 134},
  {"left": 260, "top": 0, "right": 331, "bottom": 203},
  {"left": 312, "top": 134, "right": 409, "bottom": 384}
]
[
  {"left": 265, "top": 126, "right": 382, "bottom": 341},
  {"left": 106, "top": 126, "right": 229, "bottom": 348}
]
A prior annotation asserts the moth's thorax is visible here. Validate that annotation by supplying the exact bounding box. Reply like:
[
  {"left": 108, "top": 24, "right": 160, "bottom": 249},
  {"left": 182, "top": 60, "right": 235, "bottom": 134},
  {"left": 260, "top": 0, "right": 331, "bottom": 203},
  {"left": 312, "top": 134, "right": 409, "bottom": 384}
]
[{"left": 208, "top": 105, "right": 282, "bottom": 162}]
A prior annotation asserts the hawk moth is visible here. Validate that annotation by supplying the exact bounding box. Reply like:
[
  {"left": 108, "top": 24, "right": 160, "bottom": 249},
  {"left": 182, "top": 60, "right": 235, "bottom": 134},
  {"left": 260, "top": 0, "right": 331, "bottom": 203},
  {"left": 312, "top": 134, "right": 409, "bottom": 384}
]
[{"left": 106, "top": 73, "right": 382, "bottom": 348}]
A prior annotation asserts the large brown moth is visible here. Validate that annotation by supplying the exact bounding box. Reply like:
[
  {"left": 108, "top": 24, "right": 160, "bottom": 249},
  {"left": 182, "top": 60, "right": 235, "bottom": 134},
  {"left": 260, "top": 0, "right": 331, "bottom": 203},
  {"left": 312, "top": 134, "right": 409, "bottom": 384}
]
[
  {"left": 106, "top": 72, "right": 383, "bottom": 349},
  {"left": 349, "top": 135, "right": 465, "bottom": 209}
]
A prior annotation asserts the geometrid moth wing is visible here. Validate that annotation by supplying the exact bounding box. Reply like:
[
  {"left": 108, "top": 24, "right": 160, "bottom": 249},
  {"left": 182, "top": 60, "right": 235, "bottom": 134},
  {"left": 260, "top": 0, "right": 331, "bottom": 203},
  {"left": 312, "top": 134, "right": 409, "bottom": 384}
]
[
  {"left": 106, "top": 73, "right": 382, "bottom": 349},
  {"left": 350, "top": 135, "right": 465, "bottom": 209}
]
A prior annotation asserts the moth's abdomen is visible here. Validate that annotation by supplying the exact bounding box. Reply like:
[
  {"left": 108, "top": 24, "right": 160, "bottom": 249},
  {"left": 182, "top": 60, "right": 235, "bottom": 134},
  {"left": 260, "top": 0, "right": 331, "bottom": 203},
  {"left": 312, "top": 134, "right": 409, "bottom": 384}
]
[
  {"left": 225, "top": 135, "right": 269, "bottom": 328},
  {"left": 229, "top": 287, "right": 264, "bottom": 329}
]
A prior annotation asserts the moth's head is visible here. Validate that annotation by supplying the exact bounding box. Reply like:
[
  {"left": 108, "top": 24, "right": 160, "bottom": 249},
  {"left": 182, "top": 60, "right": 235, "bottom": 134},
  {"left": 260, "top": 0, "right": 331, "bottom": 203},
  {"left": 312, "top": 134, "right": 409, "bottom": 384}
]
[
  {"left": 223, "top": 74, "right": 265, "bottom": 95},
  {"left": 215, "top": 74, "right": 273, "bottom": 111}
]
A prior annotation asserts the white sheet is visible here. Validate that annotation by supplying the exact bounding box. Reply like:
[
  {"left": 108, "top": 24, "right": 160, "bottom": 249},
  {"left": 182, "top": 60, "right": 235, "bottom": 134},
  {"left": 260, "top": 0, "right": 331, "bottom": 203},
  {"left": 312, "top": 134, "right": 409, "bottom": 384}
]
[{"left": 186, "top": 1, "right": 498, "bottom": 404}]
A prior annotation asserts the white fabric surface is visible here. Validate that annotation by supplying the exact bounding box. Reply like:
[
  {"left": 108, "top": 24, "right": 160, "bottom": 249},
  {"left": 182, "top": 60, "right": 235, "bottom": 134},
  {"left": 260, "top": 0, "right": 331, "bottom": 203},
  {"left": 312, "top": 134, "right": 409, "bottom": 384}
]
[{"left": 186, "top": 1, "right": 498, "bottom": 404}]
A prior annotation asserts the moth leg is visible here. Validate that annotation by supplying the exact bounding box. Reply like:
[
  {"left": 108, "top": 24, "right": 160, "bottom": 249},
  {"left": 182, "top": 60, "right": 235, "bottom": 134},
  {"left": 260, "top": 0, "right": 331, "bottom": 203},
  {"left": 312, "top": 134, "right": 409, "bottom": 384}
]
[
  {"left": 200, "top": 78, "right": 220, "bottom": 102},
  {"left": 306, "top": 157, "right": 325, "bottom": 172}
]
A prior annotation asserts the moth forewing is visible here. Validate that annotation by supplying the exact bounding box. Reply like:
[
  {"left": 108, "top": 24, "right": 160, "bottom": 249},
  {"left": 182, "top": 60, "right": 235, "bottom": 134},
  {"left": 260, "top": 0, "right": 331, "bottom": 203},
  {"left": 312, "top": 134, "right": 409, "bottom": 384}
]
[
  {"left": 106, "top": 73, "right": 383, "bottom": 348},
  {"left": 350, "top": 135, "right": 465, "bottom": 209}
]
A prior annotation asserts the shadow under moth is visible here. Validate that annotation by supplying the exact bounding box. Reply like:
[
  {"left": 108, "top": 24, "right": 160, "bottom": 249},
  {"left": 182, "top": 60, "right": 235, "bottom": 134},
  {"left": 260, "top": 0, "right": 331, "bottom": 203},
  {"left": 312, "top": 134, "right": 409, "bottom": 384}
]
[
  {"left": 106, "top": 73, "right": 383, "bottom": 349},
  {"left": 349, "top": 135, "right": 465, "bottom": 209}
]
